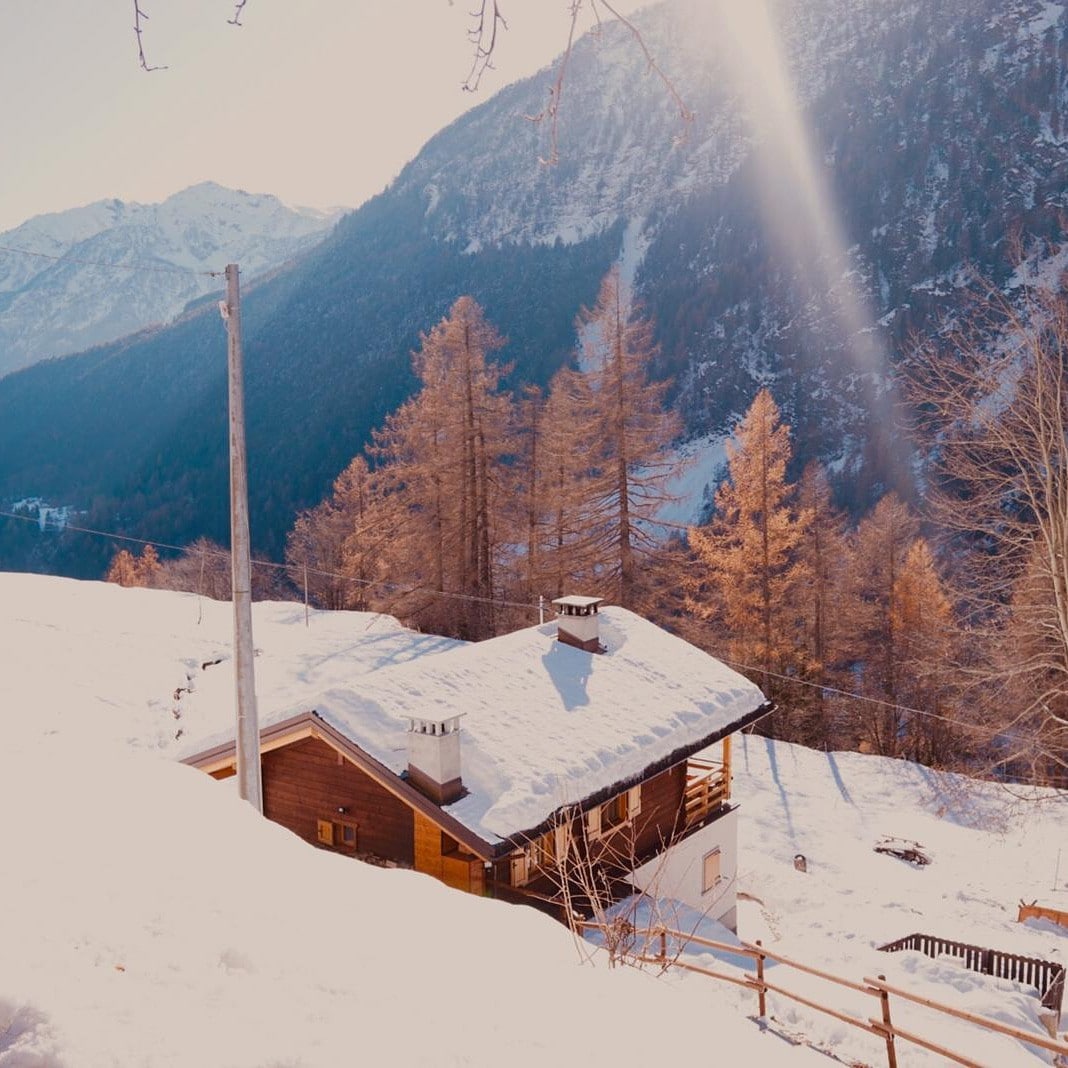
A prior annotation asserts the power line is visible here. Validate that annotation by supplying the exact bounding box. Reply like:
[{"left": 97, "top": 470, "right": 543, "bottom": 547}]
[
  {"left": 0, "top": 506, "right": 539, "bottom": 614},
  {"left": 718, "top": 655, "right": 1017, "bottom": 743},
  {"left": 0, "top": 243, "right": 224, "bottom": 278},
  {"left": 0, "top": 507, "right": 1058, "bottom": 747}
]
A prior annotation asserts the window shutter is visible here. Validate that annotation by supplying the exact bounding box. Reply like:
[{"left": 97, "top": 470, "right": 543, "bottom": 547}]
[
  {"left": 317, "top": 819, "right": 335, "bottom": 846},
  {"left": 554, "top": 824, "right": 571, "bottom": 862},
  {"left": 627, "top": 785, "right": 642, "bottom": 818},
  {"left": 703, "top": 848, "right": 722, "bottom": 893},
  {"left": 511, "top": 853, "right": 528, "bottom": 886},
  {"left": 586, "top": 805, "right": 601, "bottom": 839}
]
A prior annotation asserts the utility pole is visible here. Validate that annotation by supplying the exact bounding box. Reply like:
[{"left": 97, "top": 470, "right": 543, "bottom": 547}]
[{"left": 221, "top": 263, "right": 263, "bottom": 813}]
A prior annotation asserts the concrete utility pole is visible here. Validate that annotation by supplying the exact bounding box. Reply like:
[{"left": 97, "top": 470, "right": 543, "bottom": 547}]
[{"left": 221, "top": 263, "right": 263, "bottom": 813}]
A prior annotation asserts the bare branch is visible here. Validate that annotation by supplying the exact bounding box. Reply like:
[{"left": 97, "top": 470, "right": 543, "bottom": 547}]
[
  {"left": 525, "top": 1, "right": 694, "bottom": 167},
  {"left": 524, "top": 2, "right": 582, "bottom": 166},
  {"left": 462, "top": 1, "right": 508, "bottom": 93},
  {"left": 228, "top": 0, "right": 249, "bottom": 28},
  {"left": 596, "top": 0, "right": 695, "bottom": 129},
  {"left": 133, "top": 2, "right": 168, "bottom": 72}
]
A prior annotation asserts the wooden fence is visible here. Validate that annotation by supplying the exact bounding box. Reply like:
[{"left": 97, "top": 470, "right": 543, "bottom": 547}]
[
  {"left": 578, "top": 922, "right": 1068, "bottom": 1068},
  {"left": 1019, "top": 902, "right": 1068, "bottom": 932},
  {"left": 879, "top": 932, "right": 1065, "bottom": 1022}
]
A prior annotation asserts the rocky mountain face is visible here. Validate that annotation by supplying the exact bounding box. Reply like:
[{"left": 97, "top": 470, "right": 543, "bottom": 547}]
[
  {"left": 0, "top": 0, "right": 1065, "bottom": 576},
  {"left": 0, "top": 183, "right": 341, "bottom": 376}
]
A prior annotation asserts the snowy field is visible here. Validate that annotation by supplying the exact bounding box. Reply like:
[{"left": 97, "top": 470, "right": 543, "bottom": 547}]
[{"left": 1, "top": 573, "right": 1065, "bottom": 1066}]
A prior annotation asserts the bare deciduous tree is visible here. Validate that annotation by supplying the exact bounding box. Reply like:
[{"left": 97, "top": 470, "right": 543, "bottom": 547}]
[{"left": 906, "top": 284, "right": 1068, "bottom": 782}]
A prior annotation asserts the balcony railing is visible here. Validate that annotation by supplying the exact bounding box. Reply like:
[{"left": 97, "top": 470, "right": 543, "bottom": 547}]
[{"left": 684, "top": 756, "right": 729, "bottom": 827}]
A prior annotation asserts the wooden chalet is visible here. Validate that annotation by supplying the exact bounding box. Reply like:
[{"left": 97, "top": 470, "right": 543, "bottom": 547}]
[{"left": 183, "top": 597, "right": 772, "bottom": 929}]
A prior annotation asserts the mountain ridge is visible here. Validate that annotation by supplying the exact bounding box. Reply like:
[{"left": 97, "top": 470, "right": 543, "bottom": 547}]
[
  {"left": 0, "top": 182, "right": 343, "bottom": 376},
  {"left": 0, "top": 0, "right": 1065, "bottom": 575}
]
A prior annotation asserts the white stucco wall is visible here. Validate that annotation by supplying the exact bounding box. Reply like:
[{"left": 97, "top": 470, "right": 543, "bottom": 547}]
[{"left": 628, "top": 807, "right": 739, "bottom": 930}]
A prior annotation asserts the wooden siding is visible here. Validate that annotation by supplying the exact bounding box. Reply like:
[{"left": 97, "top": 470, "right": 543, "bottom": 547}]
[
  {"left": 414, "top": 812, "right": 484, "bottom": 894},
  {"left": 262, "top": 736, "right": 415, "bottom": 865},
  {"left": 584, "top": 763, "right": 686, "bottom": 867}
]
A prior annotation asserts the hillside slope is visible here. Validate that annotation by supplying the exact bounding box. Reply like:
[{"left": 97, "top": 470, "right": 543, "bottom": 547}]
[
  {"left": 0, "top": 573, "right": 1064, "bottom": 1066},
  {"left": 1, "top": 0, "right": 1065, "bottom": 573}
]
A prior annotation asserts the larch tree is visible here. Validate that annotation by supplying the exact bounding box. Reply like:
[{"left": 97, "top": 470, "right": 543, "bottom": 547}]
[
  {"left": 106, "top": 548, "right": 141, "bottom": 587},
  {"left": 369, "top": 296, "right": 515, "bottom": 639},
  {"left": 577, "top": 267, "right": 683, "bottom": 608},
  {"left": 890, "top": 538, "right": 960, "bottom": 766},
  {"left": 534, "top": 366, "right": 605, "bottom": 599},
  {"left": 688, "top": 388, "right": 808, "bottom": 713},
  {"left": 285, "top": 497, "right": 354, "bottom": 611},
  {"left": 841, "top": 492, "right": 920, "bottom": 756},
  {"left": 791, "top": 462, "right": 849, "bottom": 746}
]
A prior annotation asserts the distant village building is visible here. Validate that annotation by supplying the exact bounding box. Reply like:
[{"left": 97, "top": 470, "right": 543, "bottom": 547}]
[{"left": 183, "top": 598, "right": 771, "bottom": 930}]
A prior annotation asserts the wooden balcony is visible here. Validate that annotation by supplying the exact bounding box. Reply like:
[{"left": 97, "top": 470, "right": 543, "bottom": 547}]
[{"left": 683, "top": 756, "right": 729, "bottom": 827}]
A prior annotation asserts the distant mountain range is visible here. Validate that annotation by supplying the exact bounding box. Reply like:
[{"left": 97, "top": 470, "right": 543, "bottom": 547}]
[
  {"left": 1, "top": 0, "right": 1065, "bottom": 578},
  {"left": 0, "top": 183, "right": 341, "bottom": 377}
]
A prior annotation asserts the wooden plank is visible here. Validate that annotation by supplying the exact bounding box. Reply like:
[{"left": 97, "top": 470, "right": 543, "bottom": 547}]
[
  {"left": 634, "top": 955, "right": 753, "bottom": 989},
  {"left": 869, "top": 1019, "right": 988, "bottom": 1068},
  {"left": 751, "top": 976, "right": 881, "bottom": 1035},
  {"left": 864, "top": 977, "right": 1068, "bottom": 1057},
  {"left": 741, "top": 941, "right": 878, "bottom": 996},
  {"left": 263, "top": 737, "right": 415, "bottom": 863}
]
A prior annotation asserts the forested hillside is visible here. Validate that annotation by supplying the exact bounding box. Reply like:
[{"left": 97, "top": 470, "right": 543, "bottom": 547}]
[{"left": 1, "top": 0, "right": 1065, "bottom": 579}]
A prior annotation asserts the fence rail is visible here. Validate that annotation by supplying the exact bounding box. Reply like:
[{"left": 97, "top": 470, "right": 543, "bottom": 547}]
[
  {"left": 879, "top": 932, "right": 1066, "bottom": 1020},
  {"left": 579, "top": 922, "right": 1068, "bottom": 1068}
]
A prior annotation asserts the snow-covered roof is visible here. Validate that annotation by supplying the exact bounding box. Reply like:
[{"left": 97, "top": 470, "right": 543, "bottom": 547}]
[
  {"left": 552, "top": 595, "right": 604, "bottom": 609},
  {"left": 188, "top": 606, "right": 767, "bottom": 848}
]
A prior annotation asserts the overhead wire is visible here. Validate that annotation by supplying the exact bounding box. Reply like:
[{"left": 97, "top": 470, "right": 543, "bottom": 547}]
[
  {"left": 0, "top": 503, "right": 1036, "bottom": 746},
  {"left": 0, "top": 506, "right": 539, "bottom": 613}
]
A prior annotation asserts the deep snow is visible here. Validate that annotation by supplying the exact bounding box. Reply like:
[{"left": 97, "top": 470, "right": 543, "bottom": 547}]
[{"left": 1, "top": 573, "right": 1065, "bottom": 1066}]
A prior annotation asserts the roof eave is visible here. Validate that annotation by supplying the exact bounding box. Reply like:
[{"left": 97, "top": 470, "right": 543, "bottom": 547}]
[
  {"left": 182, "top": 711, "right": 497, "bottom": 862},
  {"left": 493, "top": 699, "right": 775, "bottom": 856}
]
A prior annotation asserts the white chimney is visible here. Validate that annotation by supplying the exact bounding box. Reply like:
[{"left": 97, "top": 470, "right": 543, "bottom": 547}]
[
  {"left": 552, "top": 595, "right": 605, "bottom": 653},
  {"left": 406, "top": 714, "right": 463, "bottom": 804}
]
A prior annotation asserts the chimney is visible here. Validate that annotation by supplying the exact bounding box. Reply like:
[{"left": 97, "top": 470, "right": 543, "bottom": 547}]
[
  {"left": 406, "top": 714, "right": 464, "bottom": 804},
  {"left": 552, "top": 595, "right": 605, "bottom": 653}
]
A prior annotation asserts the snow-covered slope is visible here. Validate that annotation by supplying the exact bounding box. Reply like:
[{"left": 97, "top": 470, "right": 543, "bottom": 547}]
[
  {"left": 0, "top": 182, "right": 341, "bottom": 376},
  {"left": 1, "top": 574, "right": 1064, "bottom": 1066}
]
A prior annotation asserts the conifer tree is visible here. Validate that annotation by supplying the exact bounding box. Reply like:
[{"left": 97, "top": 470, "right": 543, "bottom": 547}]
[
  {"left": 535, "top": 367, "right": 604, "bottom": 598},
  {"left": 689, "top": 388, "right": 807, "bottom": 706},
  {"left": 135, "top": 543, "right": 162, "bottom": 587},
  {"left": 369, "top": 296, "right": 514, "bottom": 639},
  {"left": 791, "top": 462, "right": 849, "bottom": 746},
  {"left": 577, "top": 268, "right": 682, "bottom": 608},
  {"left": 106, "top": 548, "right": 140, "bottom": 587},
  {"left": 842, "top": 492, "right": 920, "bottom": 756},
  {"left": 891, "top": 538, "right": 959, "bottom": 765}
]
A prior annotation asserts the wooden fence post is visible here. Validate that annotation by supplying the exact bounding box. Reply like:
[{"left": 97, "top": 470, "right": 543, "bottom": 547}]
[
  {"left": 756, "top": 940, "right": 767, "bottom": 1018},
  {"left": 877, "top": 975, "right": 898, "bottom": 1068}
]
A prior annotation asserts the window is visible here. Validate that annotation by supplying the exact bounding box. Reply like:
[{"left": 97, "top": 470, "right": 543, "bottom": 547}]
[
  {"left": 588, "top": 785, "right": 641, "bottom": 839},
  {"left": 702, "top": 848, "right": 722, "bottom": 894},
  {"left": 317, "top": 817, "right": 358, "bottom": 852},
  {"left": 528, "top": 830, "right": 555, "bottom": 870}
]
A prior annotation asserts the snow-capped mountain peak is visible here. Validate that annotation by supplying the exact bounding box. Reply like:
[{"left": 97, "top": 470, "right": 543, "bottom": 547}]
[{"left": 0, "top": 184, "right": 345, "bottom": 377}]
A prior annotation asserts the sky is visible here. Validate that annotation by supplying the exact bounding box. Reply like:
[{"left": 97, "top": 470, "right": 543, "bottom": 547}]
[{"left": 0, "top": 0, "right": 648, "bottom": 233}]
